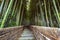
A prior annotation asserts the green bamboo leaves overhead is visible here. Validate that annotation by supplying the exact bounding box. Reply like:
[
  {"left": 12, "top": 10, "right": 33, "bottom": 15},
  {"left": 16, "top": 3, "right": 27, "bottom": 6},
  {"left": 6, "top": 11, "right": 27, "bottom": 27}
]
[{"left": 0, "top": 0, "right": 60, "bottom": 28}]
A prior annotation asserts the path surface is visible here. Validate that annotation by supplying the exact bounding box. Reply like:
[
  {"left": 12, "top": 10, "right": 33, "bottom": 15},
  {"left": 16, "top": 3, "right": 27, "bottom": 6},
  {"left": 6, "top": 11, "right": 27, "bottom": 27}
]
[{"left": 19, "top": 29, "right": 35, "bottom": 40}]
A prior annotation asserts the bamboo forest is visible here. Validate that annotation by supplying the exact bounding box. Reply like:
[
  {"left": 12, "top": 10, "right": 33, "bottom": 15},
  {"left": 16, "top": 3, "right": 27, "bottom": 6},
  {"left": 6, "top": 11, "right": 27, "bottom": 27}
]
[{"left": 0, "top": 0, "right": 60, "bottom": 40}]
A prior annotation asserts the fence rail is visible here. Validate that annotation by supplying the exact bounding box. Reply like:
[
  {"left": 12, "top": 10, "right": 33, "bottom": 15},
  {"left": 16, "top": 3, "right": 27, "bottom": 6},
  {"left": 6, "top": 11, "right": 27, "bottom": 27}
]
[
  {"left": 29, "top": 26, "right": 60, "bottom": 40},
  {"left": 0, "top": 26, "right": 60, "bottom": 40}
]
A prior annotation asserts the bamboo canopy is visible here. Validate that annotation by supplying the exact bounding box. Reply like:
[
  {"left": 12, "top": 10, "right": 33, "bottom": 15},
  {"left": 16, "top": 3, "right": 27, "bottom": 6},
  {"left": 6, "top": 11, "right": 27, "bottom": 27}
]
[{"left": 0, "top": 0, "right": 60, "bottom": 28}]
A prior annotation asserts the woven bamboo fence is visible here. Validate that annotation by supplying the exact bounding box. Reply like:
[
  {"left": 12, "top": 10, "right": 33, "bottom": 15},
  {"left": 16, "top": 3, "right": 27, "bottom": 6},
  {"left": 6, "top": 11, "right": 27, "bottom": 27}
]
[
  {"left": 29, "top": 26, "right": 60, "bottom": 40},
  {"left": 0, "top": 26, "right": 24, "bottom": 40},
  {"left": 0, "top": 26, "right": 60, "bottom": 40}
]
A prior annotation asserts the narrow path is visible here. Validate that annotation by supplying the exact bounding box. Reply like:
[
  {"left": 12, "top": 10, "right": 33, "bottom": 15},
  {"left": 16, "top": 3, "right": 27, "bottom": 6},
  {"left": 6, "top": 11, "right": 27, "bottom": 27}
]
[{"left": 19, "top": 29, "right": 35, "bottom": 40}]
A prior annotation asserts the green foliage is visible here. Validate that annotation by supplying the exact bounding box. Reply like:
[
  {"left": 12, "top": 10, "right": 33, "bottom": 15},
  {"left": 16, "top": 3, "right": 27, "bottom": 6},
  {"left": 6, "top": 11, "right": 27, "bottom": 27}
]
[{"left": 0, "top": 0, "right": 60, "bottom": 28}]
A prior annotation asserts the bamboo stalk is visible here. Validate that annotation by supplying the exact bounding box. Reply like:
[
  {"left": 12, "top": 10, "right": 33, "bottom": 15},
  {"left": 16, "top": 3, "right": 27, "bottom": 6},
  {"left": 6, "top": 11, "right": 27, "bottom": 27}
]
[
  {"left": 52, "top": 0, "right": 60, "bottom": 27},
  {"left": 0, "top": 0, "right": 5, "bottom": 13},
  {"left": 0, "top": 0, "right": 14, "bottom": 28},
  {"left": 39, "top": 0, "right": 46, "bottom": 26},
  {"left": 2, "top": 0, "right": 10, "bottom": 17},
  {"left": 16, "top": 0, "right": 23, "bottom": 26},
  {"left": 52, "top": 6, "right": 60, "bottom": 27},
  {"left": 44, "top": 0, "right": 49, "bottom": 26},
  {"left": 48, "top": 0, "right": 54, "bottom": 27},
  {"left": 20, "top": 7, "right": 24, "bottom": 25}
]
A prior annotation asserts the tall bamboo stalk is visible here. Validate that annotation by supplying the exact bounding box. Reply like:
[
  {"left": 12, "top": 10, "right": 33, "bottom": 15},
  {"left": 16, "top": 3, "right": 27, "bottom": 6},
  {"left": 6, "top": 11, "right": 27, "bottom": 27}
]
[
  {"left": 48, "top": 0, "right": 54, "bottom": 27},
  {"left": 0, "top": 0, "right": 14, "bottom": 28},
  {"left": 52, "top": 0, "right": 60, "bottom": 27},
  {"left": 0, "top": 0, "right": 5, "bottom": 13},
  {"left": 16, "top": 0, "right": 23, "bottom": 26},
  {"left": 39, "top": 0, "right": 46, "bottom": 26},
  {"left": 44, "top": 0, "right": 49, "bottom": 26}
]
